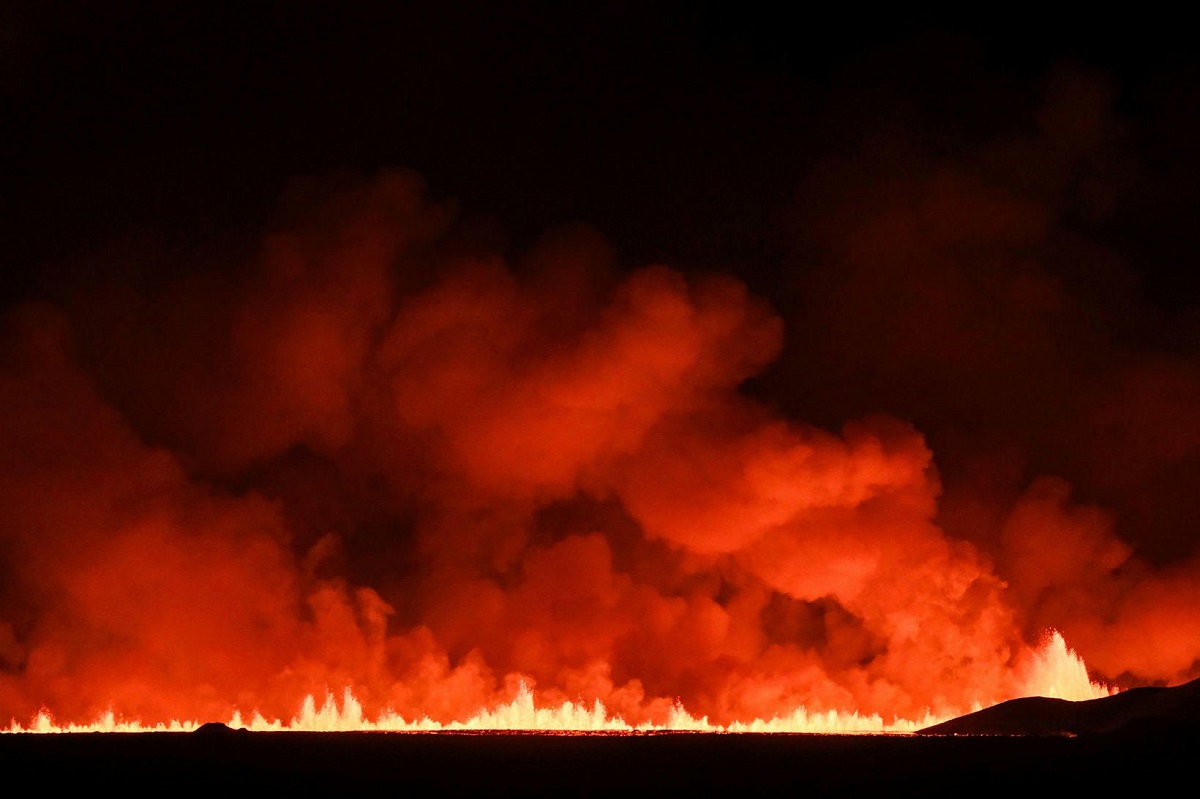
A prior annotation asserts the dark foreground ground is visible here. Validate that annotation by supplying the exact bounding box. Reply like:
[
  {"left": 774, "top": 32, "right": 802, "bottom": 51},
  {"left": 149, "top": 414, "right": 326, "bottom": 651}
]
[{"left": 2, "top": 724, "right": 1196, "bottom": 795}]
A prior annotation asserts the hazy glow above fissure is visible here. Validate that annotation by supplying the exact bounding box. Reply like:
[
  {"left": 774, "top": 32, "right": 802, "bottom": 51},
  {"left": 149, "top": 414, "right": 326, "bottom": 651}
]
[
  {"left": 1, "top": 167, "right": 1192, "bottom": 740},
  {"left": 7, "top": 631, "right": 1110, "bottom": 734}
]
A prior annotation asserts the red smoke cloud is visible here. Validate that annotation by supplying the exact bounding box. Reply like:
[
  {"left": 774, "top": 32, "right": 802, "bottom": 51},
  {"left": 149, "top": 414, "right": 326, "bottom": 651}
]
[
  {"left": 771, "top": 61, "right": 1200, "bottom": 692},
  {"left": 3, "top": 61, "right": 1200, "bottom": 727}
]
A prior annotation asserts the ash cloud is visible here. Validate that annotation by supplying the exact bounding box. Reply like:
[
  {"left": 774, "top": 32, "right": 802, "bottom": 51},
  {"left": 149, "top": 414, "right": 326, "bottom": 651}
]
[
  {"left": 2, "top": 23, "right": 1200, "bottom": 728},
  {"left": 0, "top": 170, "right": 1031, "bottom": 726},
  {"left": 766, "top": 58, "right": 1200, "bottom": 689}
]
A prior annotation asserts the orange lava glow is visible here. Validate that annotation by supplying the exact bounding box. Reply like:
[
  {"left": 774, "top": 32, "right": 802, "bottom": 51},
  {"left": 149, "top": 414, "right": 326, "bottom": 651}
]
[
  {"left": 6, "top": 630, "right": 1110, "bottom": 734},
  {"left": 2, "top": 172, "right": 1192, "bottom": 741}
]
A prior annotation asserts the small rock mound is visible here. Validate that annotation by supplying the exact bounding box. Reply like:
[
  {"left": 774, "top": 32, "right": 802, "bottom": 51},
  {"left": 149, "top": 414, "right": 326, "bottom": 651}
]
[{"left": 194, "top": 721, "right": 248, "bottom": 735}]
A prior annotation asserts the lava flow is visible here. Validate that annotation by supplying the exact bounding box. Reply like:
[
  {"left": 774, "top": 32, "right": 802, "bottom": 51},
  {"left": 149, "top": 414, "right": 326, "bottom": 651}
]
[
  {"left": 0, "top": 171, "right": 1194, "bottom": 737},
  {"left": 5, "top": 629, "right": 1109, "bottom": 734}
]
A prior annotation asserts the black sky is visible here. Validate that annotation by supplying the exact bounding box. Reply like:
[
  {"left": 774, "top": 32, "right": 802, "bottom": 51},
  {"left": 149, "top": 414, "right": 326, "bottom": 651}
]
[{"left": 4, "top": 3, "right": 1198, "bottom": 304}]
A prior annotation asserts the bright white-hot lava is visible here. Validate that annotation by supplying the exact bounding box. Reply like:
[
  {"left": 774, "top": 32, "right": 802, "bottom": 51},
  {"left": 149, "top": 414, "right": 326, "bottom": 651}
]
[{"left": 6, "top": 631, "right": 1111, "bottom": 734}]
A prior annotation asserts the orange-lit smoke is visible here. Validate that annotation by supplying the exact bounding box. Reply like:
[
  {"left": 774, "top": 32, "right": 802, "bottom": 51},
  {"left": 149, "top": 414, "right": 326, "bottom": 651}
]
[{"left": 0, "top": 155, "right": 1194, "bottom": 732}]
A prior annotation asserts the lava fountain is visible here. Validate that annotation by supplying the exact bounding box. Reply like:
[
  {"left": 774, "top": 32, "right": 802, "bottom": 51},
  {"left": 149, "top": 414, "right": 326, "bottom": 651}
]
[{"left": 4, "top": 631, "right": 1111, "bottom": 734}]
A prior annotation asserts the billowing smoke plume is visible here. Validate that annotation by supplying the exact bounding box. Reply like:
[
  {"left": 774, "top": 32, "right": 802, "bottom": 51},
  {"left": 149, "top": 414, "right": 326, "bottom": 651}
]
[
  {"left": 2, "top": 60, "right": 1199, "bottom": 728},
  {"left": 769, "top": 61, "right": 1200, "bottom": 691}
]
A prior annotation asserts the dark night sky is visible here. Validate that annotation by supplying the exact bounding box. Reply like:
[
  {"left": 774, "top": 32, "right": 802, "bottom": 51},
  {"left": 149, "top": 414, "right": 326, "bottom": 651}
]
[{"left": 4, "top": 3, "right": 1199, "bottom": 304}]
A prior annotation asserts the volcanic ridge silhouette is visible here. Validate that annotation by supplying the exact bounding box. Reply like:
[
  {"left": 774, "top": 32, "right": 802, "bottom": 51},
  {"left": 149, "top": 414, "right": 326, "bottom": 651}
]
[{"left": 919, "top": 677, "right": 1200, "bottom": 736}]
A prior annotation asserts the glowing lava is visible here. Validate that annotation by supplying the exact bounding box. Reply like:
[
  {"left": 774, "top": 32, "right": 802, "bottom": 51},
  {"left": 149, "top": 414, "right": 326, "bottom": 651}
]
[{"left": 6, "top": 630, "right": 1110, "bottom": 734}]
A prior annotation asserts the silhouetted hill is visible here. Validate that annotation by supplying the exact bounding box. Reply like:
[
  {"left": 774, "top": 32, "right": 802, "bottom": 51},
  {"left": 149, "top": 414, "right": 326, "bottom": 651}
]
[{"left": 919, "top": 678, "right": 1200, "bottom": 736}]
